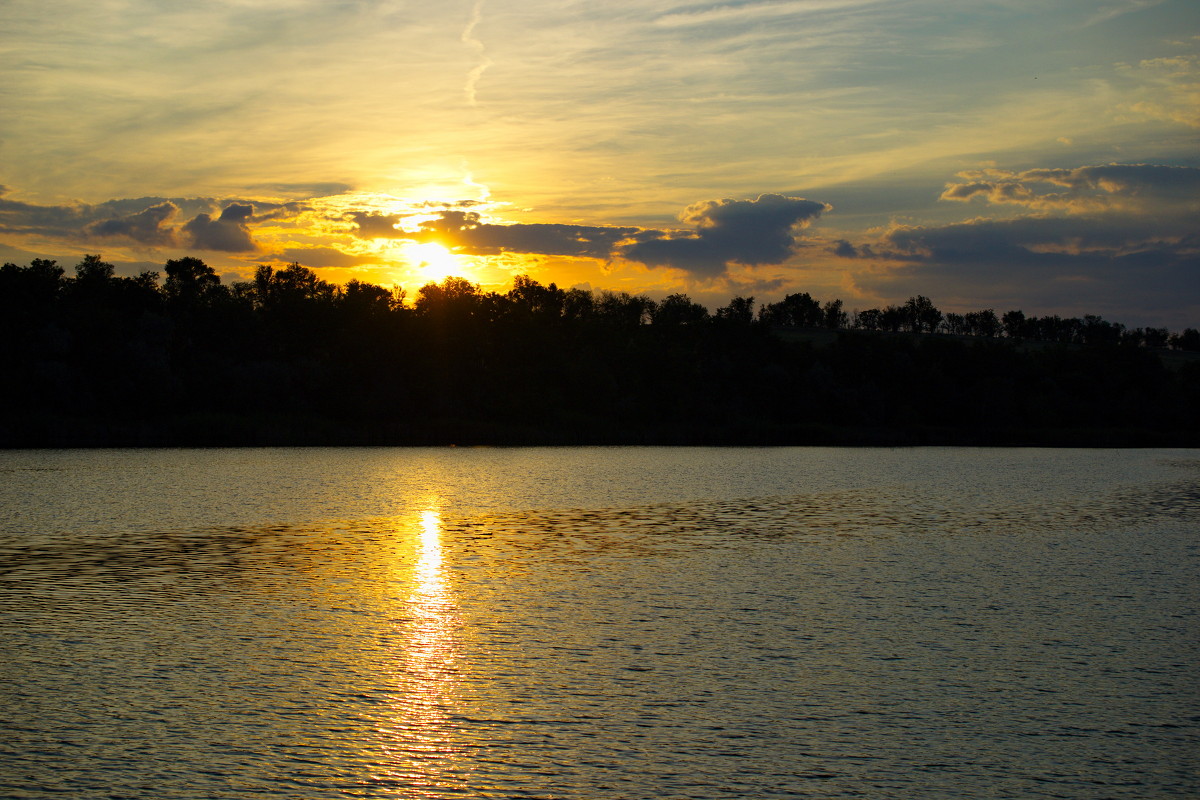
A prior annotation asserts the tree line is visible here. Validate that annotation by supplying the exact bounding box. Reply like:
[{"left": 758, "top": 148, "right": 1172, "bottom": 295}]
[
  {"left": 756, "top": 291, "right": 1198, "bottom": 350},
  {"left": 1, "top": 255, "right": 1197, "bottom": 446}
]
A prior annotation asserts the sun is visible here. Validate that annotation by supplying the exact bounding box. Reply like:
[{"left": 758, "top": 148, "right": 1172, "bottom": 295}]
[{"left": 404, "top": 241, "right": 465, "bottom": 285}]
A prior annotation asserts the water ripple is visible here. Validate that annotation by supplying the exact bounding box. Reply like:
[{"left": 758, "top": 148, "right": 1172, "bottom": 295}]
[{"left": 1, "top": 448, "right": 1196, "bottom": 799}]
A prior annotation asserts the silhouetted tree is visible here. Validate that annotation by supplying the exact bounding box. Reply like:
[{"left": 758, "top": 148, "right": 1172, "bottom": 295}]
[
  {"left": 655, "top": 293, "right": 710, "bottom": 325},
  {"left": 507, "top": 274, "right": 565, "bottom": 320},
  {"left": 1143, "top": 328, "right": 1160, "bottom": 348},
  {"left": 164, "top": 256, "right": 217, "bottom": 298},
  {"left": 341, "top": 279, "right": 399, "bottom": 317},
  {"left": 414, "top": 277, "right": 488, "bottom": 334},
  {"left": 254, "top": 262, "right": 337, "bottom": 308},
  {"left": 0, "top": 259, "right": 65, "bottom": 310},
  {"left": 595, "top": 290, "right": 655, "bottom": 327},
  {"left": 561, "top": 287, "right": 595, "bottom": 322},
  {"left": 2, "top": 251, "right": 1196, "bottom": 447},
  {"left": 74, "top": 253, "right": 115, "bottom": 282},
  {"left": 822, "top": 299, "right": 846, "bottom": 330},
  {"left": 852, "top": 308, "right": 882, "bottom": 331},
  {"left": 759, "top": 291, "right": 822, "bottom": 327},
  {"left": 1169, "top": 328, "right": 1200, "bottom": 351},
  {"left": 965, "top": 309, "right": 1000, "bottom": 337},
  {"left": 881, "top": 305, "right": 906, "bottom": 333},
  {"left": 716, "top": 296, "right": 755, "bottom": 325},
  {"left": 1002, "top": 309, "right": 1026, "bottom": 339},
  {"left": 904, "top": 295, "right": 941, "bottom": 334},
  {"left": 1081, "top": 314, "right": 1124, "bottom": 347},
  {"left": 943, "top": 312, "right": 965, "bottom": 335}
]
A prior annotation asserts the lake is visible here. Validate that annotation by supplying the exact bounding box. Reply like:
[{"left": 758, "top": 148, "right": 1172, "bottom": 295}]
[{"left": 1, "top": 447, "right": 1197, "bottom": 798}]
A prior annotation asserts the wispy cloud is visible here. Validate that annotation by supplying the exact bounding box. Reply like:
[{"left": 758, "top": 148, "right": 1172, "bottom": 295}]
[
  {"left": 1115, "top": 53, "right": 1200, "bottom": 128},
  {"left": 0, "top": 0, "right": 1196, "bottom": 325},
  {"left": 1083, "top": 0, "right": 1167, "bottom": 27},
  {"left": 940, "top": 164, "right": 1200, "bottom": 214},
  {"left": 462, "top": 0, "right": 494, "bottom": 106},
  {"left": 655, "top": 0, "right": 887, "bottom": 28}
]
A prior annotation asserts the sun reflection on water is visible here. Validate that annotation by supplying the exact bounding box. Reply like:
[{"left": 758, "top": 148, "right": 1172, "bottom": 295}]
[
  {"left": 415, "top": 509, "right": 444, "bottom": 600},
  {"left": 374, "top": 503, "right": 465, "bottom": 796}
]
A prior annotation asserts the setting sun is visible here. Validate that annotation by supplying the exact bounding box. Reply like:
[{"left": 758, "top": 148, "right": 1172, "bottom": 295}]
[{"left": 405, "top": 242, "right": 463, "bottom": 285}]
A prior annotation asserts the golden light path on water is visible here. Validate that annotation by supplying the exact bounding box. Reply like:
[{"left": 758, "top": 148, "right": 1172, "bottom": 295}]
[{"left": 375, "top": 503, "right": 464, "bottom": 796}]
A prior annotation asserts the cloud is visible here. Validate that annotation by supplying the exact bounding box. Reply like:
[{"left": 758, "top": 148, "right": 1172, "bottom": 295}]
[
  {"left": 249, "top": 182, "right": 354, "bottom": 198},
  {"left": 182, "top": 203, "right": 257, "bottom": 252},
  {"left": 837, "top": 162, "right": 1200, "bottom": 327},
  {"left": 655, "top": 0, "right": 884, "bottom": 29},
  {"left": 868, "top": 187, "right": 1197, "bottom": 276},
  {"left": 831, "top": 238, "right": 873, "bottom": 258},
  {"left": 0, "top": 240, "right": 60, "bottom": 266},
  {"left": 0, "top": 192, "right": 197, "bottom": 242},
  {"left": 1114, "top": 52, "right": 1200, "bottom": 128},
  {"left": 349, "top": 212, "right": 404, "bottom": 239},
  {"left": 416, "top": 211, "right": 639, "bottom": 259},
  {"left": 246, "top": 201, "right": 314, "bottom": 224},
  {"left": 345, "top": 194, "right": 831, "bottom": 273},
  {"left": 1021, "top": 164, "right": 1200, "bottom": 199},
  {"left": 0, "top": 191, "right": 86, "bottom": 237},
  {"left": 349, "top": 207, "right": 640, "bottom": 258},
  {"left": 620, "top": 194, "right": 830, "bottom": 276},
  {"left": 0, "top": 191, "right": 287, "bottom": 252},
  {"left": 1083, "top": 0, "right": 1168, "bottom": 27},
  {"left": 878, "top": 215, "right": 1189, "bottom": 262},
  {"left": 940, "top": 163, "right": 1200, "bottom": 214},
  {"left": 84, "top": 201, "right": 180, "bottom": 245},
  {"left": 275, "top": 247, "right": 372, "bottom": 269},
  {"left": 865, "top": 217, "right": 1199, "bottom": 325},
  {"left": 462, "top": 0, "right": 492, "bottom": 106}
]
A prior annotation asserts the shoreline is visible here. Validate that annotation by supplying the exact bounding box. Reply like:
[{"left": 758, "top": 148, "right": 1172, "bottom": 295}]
[{"left": 5, "top": 416, "right": 1196, "bottom": 449}]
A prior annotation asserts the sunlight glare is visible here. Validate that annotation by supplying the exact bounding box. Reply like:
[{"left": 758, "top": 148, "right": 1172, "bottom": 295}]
[
  {"left": 374, "top": 503, "right": 462, "bottom": 793},
  {"left": 406, "top": 242, "right": 463, "bottom": 284},
  {"left": 417, "top": 508, "right": 443, "bottom": 592}
]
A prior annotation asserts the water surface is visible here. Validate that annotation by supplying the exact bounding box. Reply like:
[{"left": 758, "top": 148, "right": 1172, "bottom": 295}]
[{"left": 1, "top": 447, "right": 1197, "bottom": 798}]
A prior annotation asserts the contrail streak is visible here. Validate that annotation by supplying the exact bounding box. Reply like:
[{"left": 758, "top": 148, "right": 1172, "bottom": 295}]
[{"left": 462, "top": 0, "right": 492, "bottom": 106}]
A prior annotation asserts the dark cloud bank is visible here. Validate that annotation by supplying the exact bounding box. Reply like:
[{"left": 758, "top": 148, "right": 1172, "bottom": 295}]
[
  {"left": 2, "top": 165, "right": 1193, "bottom": 327},
  {"left": 3, "top": 187, "right": 834, "bottom": 276},
  {"left": 834, "top": 163, "right": 1199, "bottom": 326},
  {"left": 182, "top": 203, "right": 257, "bottom": 252},
  {"left": 351, "top": 194, "right": 830, "bottom": 275},
  {"left": 0, "top": 188, "right": 279, "bottom": 253},
  {"left": 619, "top": 195, "right": 829, "bottom": 275}
]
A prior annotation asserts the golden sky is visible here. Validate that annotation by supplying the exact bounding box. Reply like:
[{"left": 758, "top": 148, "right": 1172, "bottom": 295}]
[{"left": 1, "top": 0, "right": 1197, "bottom": 326}]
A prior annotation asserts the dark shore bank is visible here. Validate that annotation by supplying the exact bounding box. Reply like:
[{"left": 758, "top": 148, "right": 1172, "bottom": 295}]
[{"left": 3, "top": 257, "right": 1197, "bottom": 449}]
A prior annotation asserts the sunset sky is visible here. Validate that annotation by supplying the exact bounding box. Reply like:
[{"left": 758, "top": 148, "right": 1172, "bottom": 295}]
[{"left": 2, "top": 0, "right": 1197, "bottom": 327}]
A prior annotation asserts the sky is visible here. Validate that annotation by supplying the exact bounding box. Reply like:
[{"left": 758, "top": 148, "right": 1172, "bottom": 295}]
[{"left": 1, "top": 0, "right": 1197, "bottom": 328}]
